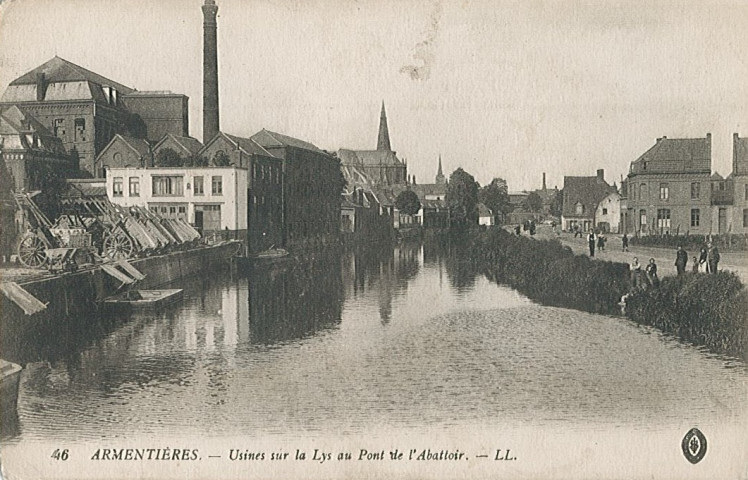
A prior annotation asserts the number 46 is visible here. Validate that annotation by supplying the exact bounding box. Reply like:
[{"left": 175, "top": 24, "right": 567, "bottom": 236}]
[{"left": 51, "top": 449, "right": 69, "bottom": 461}]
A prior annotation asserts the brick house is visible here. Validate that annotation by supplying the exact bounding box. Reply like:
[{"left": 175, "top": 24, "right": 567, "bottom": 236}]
[
  {"left": 625, "top": 134, "right": 712, "bottom": 236},
  {"left": 561, "top": 170, "right": 615, "bottom": 232}
]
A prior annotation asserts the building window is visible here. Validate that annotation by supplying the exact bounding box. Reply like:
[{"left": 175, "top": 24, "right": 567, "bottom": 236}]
[
  {"left": 149, "top": 206, "right": 158, "bottom": 213},
  {"left": 178, "top": 206, "right": 186, "bottom": 214},
  {"left": 129, "top": 177, "right": 140, "bottom": 196},
  {"left": 656, "top": 208, "right": 671, "bottom": 230},
  {"left": 719, "top": 182, "right": 726, "bottom": 191},
  {"left": 253, "top": 164, "right": 257, "bottom": 179},
  {"left": 113, "top": 177, "right": 123, "bottom": 197},
  {"left": 194, "top": 176, "right": 204, "bottom": 195},
  {"left": 659, "top": 183, "right": 669, "bottom": 200},
  {"left": 152, "top": 176, "right": 184, "bottom": 196},
  {"left": 640, "top": 183, "right": 647, "bottom": 200},
  {"left": 691, "top": 182, "right": 700, "bottom": 199},
  {"left": 744, "top": 184, "right": 748, "bottom": 201},
  {"left": 74, "top": 118, "right": 86, "bottom": 142},
  {"left": 53, "top": 119, "right": 65, "bottom": 138},
  {"left": 212, "top": 176, "right": 223, "bottom": 195},
  {"left": 169, "top": 206, "right": 177, "bottom": 214},
  {"left": 691, "top": 208, "right": 700, "bottom": 227},
  {"left": 602, "top": 208, "right": 608, "bottom": 215},
  {"left": 744, "top": 209, "right": 748, "bottom": 228},
  {"left": 575, "top": 202, "right": 584, "bottom": 215}
]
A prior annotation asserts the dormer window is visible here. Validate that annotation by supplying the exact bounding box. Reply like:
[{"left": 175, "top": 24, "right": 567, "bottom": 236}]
[{"left": 575, "top": 202, "right": 584, "bottom": 215}]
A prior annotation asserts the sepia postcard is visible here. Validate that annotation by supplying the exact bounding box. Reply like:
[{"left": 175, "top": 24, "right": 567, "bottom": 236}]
[{"left": 0, "top": 0, "right": 747, "bottom": 478}]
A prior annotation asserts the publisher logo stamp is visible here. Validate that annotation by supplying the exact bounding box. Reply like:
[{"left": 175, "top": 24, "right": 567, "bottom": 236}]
[{"left": 681, "top": 428, "right": 707, "bottom": 464}]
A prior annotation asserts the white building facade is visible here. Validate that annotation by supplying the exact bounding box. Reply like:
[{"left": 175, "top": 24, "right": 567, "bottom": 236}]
[
  {"left": 595, "top": 192, "right": 621, "bottom": 233},
  {"left": 106, "top": 166, "right": 247, "bottom": 232}
]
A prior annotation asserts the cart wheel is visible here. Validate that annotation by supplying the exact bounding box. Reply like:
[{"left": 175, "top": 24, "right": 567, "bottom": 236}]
[
  {"left": 17, "top": 234, "right": 48, "bottom": 268},
  {"left": 103, "top": 231, "right": 134, "bottom": 259}
]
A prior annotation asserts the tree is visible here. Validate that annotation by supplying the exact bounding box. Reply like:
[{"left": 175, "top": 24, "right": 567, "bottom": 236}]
[
  {"left": 213, "top": 151, "right": 231, "bottom": 167},
  {"left": 479, "top": 177, "right": 511, "bottom": 224},
  {"left": 446, "top": 167, "right": 479, "bottom": 229},
  {"left": 524, "top": 191, "right": 543, "bottom": 213},
  {"left": 395, "top": 189, "right": 421, "bottom": 216},
  {"left": 184, "top": 154, "right": 209, "bottom": 167},
  {"left": 154, "top": 148, "right": 184, "bottom": 167}
]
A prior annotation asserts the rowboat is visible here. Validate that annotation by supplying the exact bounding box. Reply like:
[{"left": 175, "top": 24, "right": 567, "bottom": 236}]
[{"left": 103, "top": 289, "right": 184, "bottom": 312}]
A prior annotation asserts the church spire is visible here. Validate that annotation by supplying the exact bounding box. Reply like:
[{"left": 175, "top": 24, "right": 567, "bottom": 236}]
[
  {"left": 377, "top": 101, "right": 391, "bottom": 151},
  {"left": 435, "top": 154, "right": 446, "bottom": 185}
]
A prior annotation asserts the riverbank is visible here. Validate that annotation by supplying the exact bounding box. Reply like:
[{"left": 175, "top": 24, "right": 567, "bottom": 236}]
[
  {"left": 463, "top": 227, "right": 748, "bottom": 361},
  {"left": 0, "top": 242, "right": 241, "bottom": 343}
]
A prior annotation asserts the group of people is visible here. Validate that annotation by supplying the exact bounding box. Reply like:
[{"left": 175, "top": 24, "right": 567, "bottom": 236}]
[
  {"left": 586, "top": 230, "right": 606, "bottom": 257},
  {"left": 629, "top": 257, "right": 659, "bottom": 289},
  {"left": 674, "top": 242, "right": 720, "bottom": 275},
  {"left": 628, "top": 241, "right": 721, "bottom": 291}
]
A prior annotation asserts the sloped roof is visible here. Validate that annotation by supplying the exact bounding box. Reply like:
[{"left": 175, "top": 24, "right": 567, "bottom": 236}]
[
  {"left": 562, "top": 176, "right": 615, "bottom": 218},
  {"left": 100, "top": 134, "right": 151, "bottom": 159},
  {"left": 224, "top": 133, "right": 274, "bottom": 157},
  {"left": 338, "top": 148, "right": 404, "bottom": 167},
  {"left": 251, "top": 129, "right": 323, "bottom": 153},
  {"left": 9, "top": 56, "right": 134, "bottom": 93},
  {"left": 154, "top": 134, "right": 203, "bottom": 156},
  {"left": 629, "top": 136, "right": 711, "bottom": 174},
  {"left": 477, "top": 203, "right": 493, "bottom": 217},
  {"left": 63, "top": 179, "right": 107, "bottom": 199},
  {"left": 0, "top": 105, "right": 67, "bottom": 155},
  {"left": 411, "top": 183, "right": 446, "bottom": 198}
]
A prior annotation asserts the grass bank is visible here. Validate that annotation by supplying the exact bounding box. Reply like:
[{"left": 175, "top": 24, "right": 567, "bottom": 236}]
[
  {"left": 625, "top": 272, "right": 748, "bottom": 360},
  {"left": 461, "top": 227, "right": 748, "bottom": 361}
]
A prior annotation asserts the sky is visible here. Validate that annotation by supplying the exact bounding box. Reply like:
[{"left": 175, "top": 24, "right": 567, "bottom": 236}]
[{"left": 1, "top": 0, "right": 747, "bottom": 191}]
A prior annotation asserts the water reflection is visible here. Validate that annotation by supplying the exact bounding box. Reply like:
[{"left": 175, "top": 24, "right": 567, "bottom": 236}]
[
  {"left": 248, "top": 250, "right": 343, "bottom": 344},
  {"left": 1, "top": 240, "right": 746, "bottom": 445}
]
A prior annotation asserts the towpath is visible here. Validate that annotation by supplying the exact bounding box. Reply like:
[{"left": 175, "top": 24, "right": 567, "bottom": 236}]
[{"left": 522, "top": 225, "right": 748, "bottom": 283}]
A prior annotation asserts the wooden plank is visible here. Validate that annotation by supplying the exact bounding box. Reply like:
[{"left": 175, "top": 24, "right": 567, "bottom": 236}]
[
  {"left": 116, "top": 260, "right": 146, "bottom": 281},
  {"left": 101, "top": 264, "right": 135, "bottom": 285},
  {"left": 0, "top": 282, "right": 48, "bottom": 315}
]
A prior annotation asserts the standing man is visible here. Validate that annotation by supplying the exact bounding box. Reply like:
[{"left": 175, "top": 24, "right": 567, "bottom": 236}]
[
  {"left": 588, "top": 230, "right": 596, "bottom": 257},
  {"left": 674, "top": 245, "right": 688, "bottom": 275},
  {"left": 707, "top": 241, "right": 720, "bottom": 273},
  {"left": 622, "top": 233, "right": 629, "bottom": 252}
]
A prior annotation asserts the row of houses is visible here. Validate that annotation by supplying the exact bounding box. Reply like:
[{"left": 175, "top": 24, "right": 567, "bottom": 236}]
[
  {"left": 0, "top": 57, "right": 342, "bottom": 254},
  {"left": 561, "top": 133, "right": 748, "bottom": 236}
]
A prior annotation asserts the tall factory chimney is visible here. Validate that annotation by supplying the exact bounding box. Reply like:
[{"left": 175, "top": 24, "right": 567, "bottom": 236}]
[{"left": 202, "top": 0, "right": 219, "bottom": 143}]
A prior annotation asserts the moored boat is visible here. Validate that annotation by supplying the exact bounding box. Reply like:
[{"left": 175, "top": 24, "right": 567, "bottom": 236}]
[{"left": 103, "top": 289, "right": 184, "bottom": 312}]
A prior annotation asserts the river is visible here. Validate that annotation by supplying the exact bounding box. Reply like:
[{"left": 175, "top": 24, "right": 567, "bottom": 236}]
[{"left": 2, "top": 240, "right": 747, "bottom": 477}]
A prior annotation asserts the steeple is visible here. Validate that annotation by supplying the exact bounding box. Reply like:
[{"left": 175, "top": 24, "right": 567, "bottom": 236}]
[
  {"left": 435, "top": 154, "right": 446, "bottom": 185},
  {"left": 202, "top": 0, "right": 220, "bottom": 143},
  {"left": 376, "top": 101, "right": 391, "bottom": 151}
]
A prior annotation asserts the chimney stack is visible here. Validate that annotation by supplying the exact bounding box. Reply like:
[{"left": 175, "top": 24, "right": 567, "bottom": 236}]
[
  {"left": 596, "top": 169, "right": 604, "bottom": 181},
  {"left": 202, "top": 0, "right": 220, "bottom": 143},
  {"left": 35, "top": 72, "right": 46, "bottom": 101},
  {"left": 542, "top": 172, "right": 546, "bottom": 190}
]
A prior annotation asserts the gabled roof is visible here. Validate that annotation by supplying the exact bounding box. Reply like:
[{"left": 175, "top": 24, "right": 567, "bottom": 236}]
[
  {"left": 8, "top": 56, "right": 134, "bottom": 93},
  {"left": 629, "top": 136, "right": 711, "bottom": 175},
  {"left": 477, "top": 203, "right": 493, "bottom": 217},
  {"left": 153, "top": 133, "right": 203, "bottom": 156},
  {"left": 199, "top": 131, "right": 275, "bottom": 159},
  {"left": 562, "top": 175, "right": 615, "bottom": 218},
  {"left": 0, "top": 105, "right": 67, "bottom": 155},
  {"left": 340, "top": 149, "right": 404, "bottom": 167},
  {"left": 99, "top": 134, "right": 151, "bottom": 159},
  {"left": 411, "top": 183, "right": 446, "bottom": 198},
  {"left": 251, "top": 129, "right": 323, "bottom": 153},
  {"left": 224, "top": 133, "right": 274, "bottom": 157}
]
